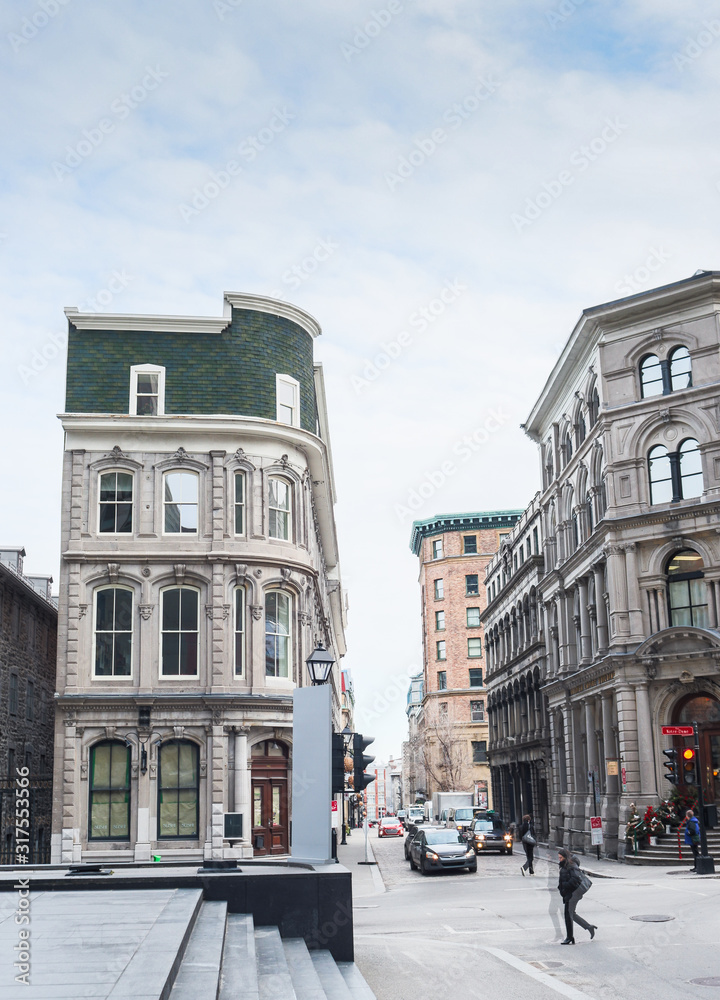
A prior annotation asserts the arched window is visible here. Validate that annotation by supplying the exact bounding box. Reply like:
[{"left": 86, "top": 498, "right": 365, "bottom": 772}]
[
  {"left": 648, "top": 445, "right": 672, "bottom": 504},
  {"left": 160, "top": 587, "right": 199, "bottom": 676},
  {"left": 649, "top": 439, "right": 704, "bottom": 504},
  {"left": 571, "top": 510, "right": 579, "bottom": 550},
  {"left": 89, "top": 741, "right": 130, "bottom": 840},
  {"left": 163, "top": 471, "right": 198, "bottom": 534},
  {"left": 561, "top": 431, "right": 573, "bottom": 467},
  {"left": 234, "top": 586, "right": 245, "bottom": 677},
  {"left": 679, "top": 438, "right": 703, "bottom": 499},
  {"left": 575, "top": 412, "right": 586, "bottom": 447},
  {"left": 544, "top": 443, "right": 554, "bottom": 487},
  {"left": 234, "top": 472, "right": 246, "bottom": 535},
  {"left": 265, "top": 591, "right": 292, "bottom": 678},
  {"left": 669, "top": 346, "right": 692, "bottom": 392},
  {"left": 588, "top": 386, "right": 600, "bottom": 428},
  {"left": 667, "top": 550, "right": 708, "bottom": 627},
  {"left": 94, "top": 587, "right": 133, "bottom": 677},
  {"left": 158, "top": 741, "right": 199, "bottom": 839},
  {"left": 99, "top": 471, "right": 133, "bottom": 533},
  {"left": 268, "top": 477, "right": 292, "bottom": 541},
  {"left": 585, "top": 492, "right": 594, "bottom": 534},
  {"left": 640, "top": 354, "right": 663, "bottom": 397}
]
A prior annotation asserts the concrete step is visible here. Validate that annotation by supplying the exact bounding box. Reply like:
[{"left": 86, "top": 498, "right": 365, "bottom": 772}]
[
  {"left": 109, "top": 887, "right": 203, "bottom": 1000},
  {"left": 219, "top": 913, "right": 259, "bottom": 1000},
  {"left": 254, "top": 925, "right": 297, "bottom": 1000},
  {"left": 311, "top": 950, "right": 353, "bottom": 1000},
  {"left": 283, "top": 938, "right": 327, "bottom": 1000},
  {"left": 169, "top": 900, "right": 227, "bottom": 1000},
  {"left": 337, "top": 962, "right": 377, "bottom": 1000}
]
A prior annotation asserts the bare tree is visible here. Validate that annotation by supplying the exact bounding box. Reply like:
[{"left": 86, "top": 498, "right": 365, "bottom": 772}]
[{"left": 412, "top": 712, "right": 469, "bottom": 793}]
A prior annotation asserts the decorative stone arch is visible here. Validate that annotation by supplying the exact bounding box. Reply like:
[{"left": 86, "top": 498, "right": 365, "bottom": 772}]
[
  {"left": 635, "top": 624, "right": 720, "bottom": 660},
  {"left": 626, "top": 329, "right": 699, "bottom": 368},
  {"left": 643, "top": 538, "right": 715, "bottom": 579},
  {"left": 626, "top": 406, "right": 714, "bottom": 459}
]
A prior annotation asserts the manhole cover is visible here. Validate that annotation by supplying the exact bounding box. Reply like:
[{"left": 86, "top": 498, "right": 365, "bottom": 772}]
[
  {"left": 690, "top": 979, "right": 720, "bottom": 987},
  {"left": 630, "top": 914, "right": 675, "bottom": 922}
]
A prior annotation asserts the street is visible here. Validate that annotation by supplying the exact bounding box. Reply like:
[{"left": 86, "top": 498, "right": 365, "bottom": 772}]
[{"left": 342, "top": 830, "right": 720, "bottom": 999}]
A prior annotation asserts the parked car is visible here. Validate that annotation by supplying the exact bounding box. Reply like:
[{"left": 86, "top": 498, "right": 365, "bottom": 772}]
[
  {"left": 470, "top": 815, "right": 513, "bottom": 855},
  {"left": 404, "top": 823, "right": 433, "bottom": 860},
  {"left": 378, "top": 816, "right": 404, "bottom": 838},
  {"left": 409, "top": 828, "right": 477, "bottom": 875}
]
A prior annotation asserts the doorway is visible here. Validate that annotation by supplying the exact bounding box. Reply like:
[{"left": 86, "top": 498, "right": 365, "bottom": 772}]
[
  {"left": 673, "top": 693, "right": 720, "bottom": 803},
  {"left": 250, "top": 739, "right": 289, "bottom": 856}
]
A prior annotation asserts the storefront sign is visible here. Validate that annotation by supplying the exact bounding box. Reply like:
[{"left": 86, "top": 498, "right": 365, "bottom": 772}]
[{"left": 606, "top": 759, "right": 619, "bottom": 776}]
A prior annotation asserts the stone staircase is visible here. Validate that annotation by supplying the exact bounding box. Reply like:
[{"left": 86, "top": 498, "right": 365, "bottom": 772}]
[
  {"left": 625, "top": 828, "right": 720, "bottom": 866},
  {"left": 169, "top": 900, "right": 376, "bottom": 1000}
]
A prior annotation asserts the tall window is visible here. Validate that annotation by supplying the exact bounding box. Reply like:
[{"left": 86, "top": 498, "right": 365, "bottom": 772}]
[
  {"left": 588, "top": 386, "right": 600, "bottom": 427},
  {"left": 561, "top": 430, "right": 573, "bottom": 467},
  {"left": 435, "top": 610, "right": 445, "bottom": 630},
  {"left": 670, "top": 346, "right": 692, "bottom": 391},
  {"left": 268, "top": 478, "right": 292, "bottom": 540},
  {"left": 467, "top": 607, "right": 481, "bottom": 627},
  {"left": 667, "top": 550, "right": 708, "bottom": 627},
  {"left": 129, "top": 364, "right": 165, "bottom": 415},
  {"left": 234, "top": 587, "right": 245, "bottom": 676},
  {"left": 266, "top": 591, "right": 291, "bottom": 678},
  {"left": 466, "top": 575, "right": 479, "bottom": 596},
  {"left": 434, "top": 579, "right": 444, "bottom": 599},
  {"left": 472, "top": 741, "right": 487, "bottom": 763},
  {"left": 575, "top": 412, "right": 586, "bottom": 446},
  {"left": 89, "top": 742, "right": 130, "bottom": 840},
  {"left": 432, "top": 539, "right": 443, "bottom": 559},
  {"left": 585, "top": 492, "right": 594, "bottom": 534},
  {"left": 9, "top": 673, "right": 18, "bottom": 715},
  {"left": 158, "top": 741, "right": 199, "bottom": 839},
  {"left": 463, "top": 535, "right": 477, "bottom": 554},
  {"left": 99, "top": 472, "right": 133, "bottom": 533},
  {"left": 437, "top": 670, "right": 447, "bottom": 690},
  {"left": 470, "top": 699, "right": 485, "bottom": 722},
  {"left": 436, "top": 640, "right": 446, "bottom": 661},
  {"left": 25, "top": 682, "right": 34, "bottom": 721},
  {"left": 234, "top": 473, "right": 246, "bottom": 535},
  {"left": 276, "top": 374, "right": 300, "bottom": 426},
  {"left": 468, "top": 638, "right": 483, "bottom": 658},
  {"left": 649, "top": 439, "right": 703, "bottom": 504},
  {"left": 469, "top": 668, "right": 483, "bottom": 687},
  {"left": 94, "top": 587, "right": 132, "bottom": 677},
  {"left": 161, "top": 587, "right": 199, "bottom": 676},
  {"left": 640, "top": 354, "right": 663, "bottom": 397},
  {"left": 164, "top": 471, "right": 198, "bottom": 534}
]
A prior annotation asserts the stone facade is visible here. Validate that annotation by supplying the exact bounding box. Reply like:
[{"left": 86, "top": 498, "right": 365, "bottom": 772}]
[
  {"left": 52, "top": 293, "right": 346, "bottom": 864},
  {"left": 487, "top": 270, "right": 720, "bottom": 859},
  {"left": 409, "top": 512, "right": 522, "bottom": 807}
]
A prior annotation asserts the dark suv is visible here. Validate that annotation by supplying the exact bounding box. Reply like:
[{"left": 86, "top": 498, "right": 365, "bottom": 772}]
[{"left": 470, "top": 814, "right": 513, "bottom": 855}]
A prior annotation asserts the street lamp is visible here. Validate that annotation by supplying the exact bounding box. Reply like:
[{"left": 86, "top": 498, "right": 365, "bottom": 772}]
[{"left": 306, "top": 643, "right": 335, "bottom": 685}]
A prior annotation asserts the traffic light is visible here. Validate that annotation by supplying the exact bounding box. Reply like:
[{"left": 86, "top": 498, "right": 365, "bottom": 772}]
[
  {"left": 353, "top": 733, "right": 375, "bottom": 793},
  {"left": 663, "top": 747, "right": 679, "bottom": 785},
  {"left": 682, "top": 747, "right": 699, "bottom": 786},
  {"left": 332, "top": 733, "right": 345, "bottom": 794}
]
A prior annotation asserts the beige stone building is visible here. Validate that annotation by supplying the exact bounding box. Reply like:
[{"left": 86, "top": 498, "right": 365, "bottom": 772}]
[{"left": 409, "top": 512, "right": 522, "bottom": 808}]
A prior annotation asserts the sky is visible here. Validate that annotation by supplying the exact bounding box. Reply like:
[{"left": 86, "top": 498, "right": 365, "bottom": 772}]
[{"left": 2, "top": 0, "right": 719, "bottom": 760}]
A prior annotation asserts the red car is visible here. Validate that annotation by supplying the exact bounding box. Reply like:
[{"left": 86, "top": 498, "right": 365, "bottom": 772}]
[{"left": 378, "top": 817, "right": 403, "bottom": 837}]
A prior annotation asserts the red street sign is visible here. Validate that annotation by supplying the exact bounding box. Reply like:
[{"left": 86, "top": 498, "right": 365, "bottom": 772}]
[
  {"left": 590, "top": 816, "right": 602, "bottom": 830},
  {"left": 331, "top": 801, "right": 338, "bottom": 812},
  {"left": 662, "top": 726, "right": 694, "bottom": 736}
]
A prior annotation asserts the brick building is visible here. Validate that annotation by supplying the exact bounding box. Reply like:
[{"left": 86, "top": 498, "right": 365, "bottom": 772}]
[
  {"left": 409, "top": 512, "right": 522, "bottom": 807},
  {"left": 52, "top": 292, "right": 346, "bottom": 864},
  {"left": 0, "top": 547, "right": 57, "bottom": 862}
]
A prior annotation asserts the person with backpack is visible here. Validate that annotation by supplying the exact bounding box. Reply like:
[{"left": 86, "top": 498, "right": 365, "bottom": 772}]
[
  {"left": 685, "top": 809, "right": 701, "bottom": 872},
  {"left": 518, "top": 813, "right": 536, "bottom": 875},
  {"left": 557, "top": 848, "right": 597, "bottom": 944}
]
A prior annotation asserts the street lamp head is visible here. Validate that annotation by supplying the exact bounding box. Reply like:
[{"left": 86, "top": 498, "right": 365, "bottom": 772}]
[{"left": 306, "top": 643, "right": 335, "bottom": 685}]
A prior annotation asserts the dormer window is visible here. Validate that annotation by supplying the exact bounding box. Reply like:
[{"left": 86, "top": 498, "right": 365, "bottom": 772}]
[
  {"left": 276, "top": 374, "right": 300, "bottom": 426},
  {"left": 130, "top": 364, "right": 165, "bottom": 416}
]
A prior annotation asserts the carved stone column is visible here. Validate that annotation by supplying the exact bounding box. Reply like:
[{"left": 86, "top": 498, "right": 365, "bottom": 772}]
[
  {"left": 578, "top": 576, "right": 592, "bottom": 663},
  {"left": 634, "top": 681, "right": 657, "bottom": 796}
]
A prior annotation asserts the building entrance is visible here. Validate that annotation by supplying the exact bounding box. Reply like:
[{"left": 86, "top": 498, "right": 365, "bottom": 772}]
[
  {"left": 673, "top": 693, "right": 720, "bottom": 803},
  {"left": 250, "top": 740, "right": 289, "bottom": 856}
]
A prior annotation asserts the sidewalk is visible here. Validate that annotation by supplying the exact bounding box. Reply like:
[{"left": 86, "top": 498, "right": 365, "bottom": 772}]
[{"left": 337, "top": 828, "right": 386, "bottom": 898}]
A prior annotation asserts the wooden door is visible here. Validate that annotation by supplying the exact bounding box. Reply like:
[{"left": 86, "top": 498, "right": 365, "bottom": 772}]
[{"left": 250, "top": 740, "right": 289, "bottom": 856}]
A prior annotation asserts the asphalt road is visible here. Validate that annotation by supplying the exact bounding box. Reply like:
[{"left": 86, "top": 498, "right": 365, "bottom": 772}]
[{"left": 346, "top": 830, "right": 720, "bottom": 1000}]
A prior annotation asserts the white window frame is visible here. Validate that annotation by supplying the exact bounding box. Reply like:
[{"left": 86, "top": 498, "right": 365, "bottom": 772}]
[
  {"left": 432, "top": 539, "right": 443, "bottom": 560},
  {"left": 265, "top": 590, "right": 293, "bottom": 681},
  {"left": 268, "top": 476, "right": 292, "bottom": 541},
  {"left": 129, "top": 364, "right": 166, "bottom": 416},
  {"left": 98, "top": 469, "right": 134, "bottom": 535},
  {"left": 276, "top": 374, "right": 300, "bottom": 427},
  {"left": 163, "top": 470, "right": 199, "bottom": 535},
  {"left": 234, "top": 586, "right": 245, "bottom": 677},
  {"left": 159, "top": 586, "right": 200, "bottom": 678},
  {"left": 234, "top": 472, "right": 246, "bottom": 536},
  {"left": 434, "top": 579, "right": 444, "bottom": 599},
  {"left": 93, "top": 585, "right": 134, "bottom": 680}
]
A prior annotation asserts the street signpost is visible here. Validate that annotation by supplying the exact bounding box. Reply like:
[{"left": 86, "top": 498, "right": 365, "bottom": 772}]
[
  {"left": 588, "top": 770, "right": 601, "bottom": 859},
  {"left": 590, "top": 816, "right": 603, "bottom": 846}
]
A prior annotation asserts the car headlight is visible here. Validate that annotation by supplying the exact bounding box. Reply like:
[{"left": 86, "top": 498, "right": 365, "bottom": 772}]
[
  {"left": 475, "top": 834, "right": 485, "bottom": 841},
  {"left": 425, "top": 851, "right": 439, "bottom": 860},
  {"left": 504, "top": 834, "right": 512, "bottom": 841},
  {"left": 465, "top": 850, "right": 475, "bottom": 858}
]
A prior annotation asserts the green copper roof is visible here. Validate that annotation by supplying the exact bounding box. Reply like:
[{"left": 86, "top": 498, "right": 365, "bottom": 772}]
[{"left": 409, "top": 510, "right": 524, "bottom": 555}]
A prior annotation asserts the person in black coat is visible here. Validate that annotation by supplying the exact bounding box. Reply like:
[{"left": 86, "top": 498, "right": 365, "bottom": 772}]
[
  {"left": 557, "top": 848, "right": 596, "bottom": 944},
  {"left": 518, "top": 813, "right": 535, "bottom": 875}
]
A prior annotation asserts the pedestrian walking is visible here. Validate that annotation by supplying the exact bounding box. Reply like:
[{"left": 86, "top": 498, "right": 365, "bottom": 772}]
[
  {"left": 518, "top": 813, "right": 536, "bottom": 875},
  {"left": 685, "top": 809, "right": 701, "bottom": 871},
  {"left": 557, "top": 848, "right": 596, "bottom": 944}
]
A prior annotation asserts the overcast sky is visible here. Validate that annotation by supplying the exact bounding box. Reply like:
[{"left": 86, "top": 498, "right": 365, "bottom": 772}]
[{"left": 2, "top": 0, "right": 719, "bottom": 760}]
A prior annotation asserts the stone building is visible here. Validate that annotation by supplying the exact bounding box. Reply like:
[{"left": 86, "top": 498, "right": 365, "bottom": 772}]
[
  {"left": 0, "top": 547, "right": 57, "bottom": 862},
  {"left": 401, "top": 672, "right": 424, "bottom": 807},
  {"left": 409, "top": 511, "right": 522, "bottom": 808},
  {"left": 483, "top": 497, "right": 550, "bottom": 835},
  {"left": 52, "top": 292, "right": 346, "bottom": 863},
  {"left": 487, "top": 270, "right": 720, "bottom": 858}
]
